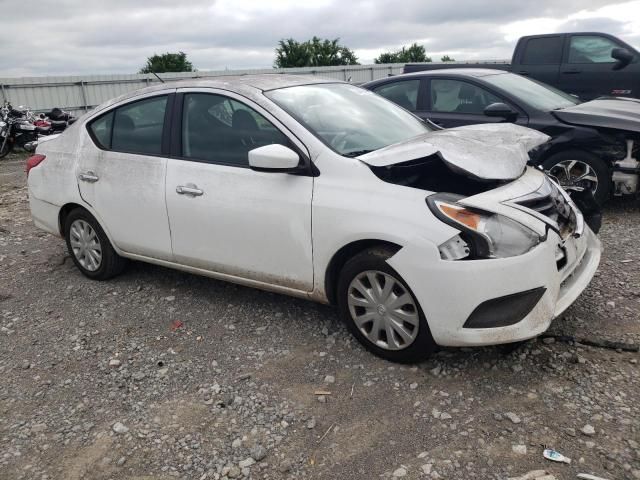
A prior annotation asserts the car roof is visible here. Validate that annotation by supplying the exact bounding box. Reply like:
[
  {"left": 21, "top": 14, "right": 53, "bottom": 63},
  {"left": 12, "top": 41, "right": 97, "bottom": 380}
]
[
  {"left": 91, "top": 74, "right": 341, "bottom": 115},
  {"left": 363, "top": 68, "right": 509, "bottom": 87},
  {"left": 413, "top": 68, "right": 509, "bottom": 77}
]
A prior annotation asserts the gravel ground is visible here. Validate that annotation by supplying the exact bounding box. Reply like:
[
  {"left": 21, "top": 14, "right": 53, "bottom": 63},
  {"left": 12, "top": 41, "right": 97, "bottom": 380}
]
[{"left": 1, "top": 152, "right": 639, "bottom": 480}]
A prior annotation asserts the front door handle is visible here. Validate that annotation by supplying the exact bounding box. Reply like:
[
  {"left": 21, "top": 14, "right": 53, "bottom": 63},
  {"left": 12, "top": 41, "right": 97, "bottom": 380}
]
[
  {"left": 79, "top": 171, "right": 99, "bottom": 183},
  {"left": 176, "top": 185, "right": 203, "bottom": 196},
  {"left": 562, "top": 70, "right": 582, "bottom": 74}
]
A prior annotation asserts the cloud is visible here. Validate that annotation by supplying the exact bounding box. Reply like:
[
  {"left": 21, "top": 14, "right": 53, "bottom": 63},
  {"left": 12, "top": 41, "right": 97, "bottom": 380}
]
[{"left": 0, "top": 0, "right": 638, "bottom": 77}]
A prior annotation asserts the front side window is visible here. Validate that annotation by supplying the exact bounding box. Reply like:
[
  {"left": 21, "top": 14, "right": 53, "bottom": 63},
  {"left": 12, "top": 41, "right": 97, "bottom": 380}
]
[
  {"left": 373, "top": 80, "right": 420, "bottom": 111},
  {"left": 88, "top": 95, "right": 168, "bottom": 155},
  {"left": 569, "top": 35, "right": 623, "bottom": 64},
  {"left": 181, "top": 93, "right": 288, "bottom": 166},
  {"left": 266, "top": 83, "right": 429, "bottom": 157},
  {"left": 430, "top": 79, "right": 502, "bottom": 114},
  {"left": 482, "top": 72, "right": 579, "bottom": 111}
]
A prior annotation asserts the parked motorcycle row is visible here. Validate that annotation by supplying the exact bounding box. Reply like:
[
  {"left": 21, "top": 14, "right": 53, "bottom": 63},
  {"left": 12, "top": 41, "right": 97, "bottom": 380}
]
[{"left": 0, "top": 102, "right": 76, "bottom": 158}]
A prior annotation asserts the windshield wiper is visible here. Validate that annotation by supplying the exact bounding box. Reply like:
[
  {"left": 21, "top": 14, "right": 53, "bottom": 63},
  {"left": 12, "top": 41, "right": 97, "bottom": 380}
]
[{"left": 343, "top": 149, "right": 375, "bottom": 158}]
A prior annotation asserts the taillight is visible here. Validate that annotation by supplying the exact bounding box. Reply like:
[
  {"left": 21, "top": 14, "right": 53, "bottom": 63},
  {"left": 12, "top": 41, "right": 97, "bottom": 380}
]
[{"left": 26, "top": 154, "right": 46, "bottom": 176}]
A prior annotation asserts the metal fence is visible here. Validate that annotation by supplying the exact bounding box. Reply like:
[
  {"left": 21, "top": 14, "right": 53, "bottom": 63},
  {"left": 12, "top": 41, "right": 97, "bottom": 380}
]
[{"left": 0, "top": 63, "right": 408, "bottom": 116}]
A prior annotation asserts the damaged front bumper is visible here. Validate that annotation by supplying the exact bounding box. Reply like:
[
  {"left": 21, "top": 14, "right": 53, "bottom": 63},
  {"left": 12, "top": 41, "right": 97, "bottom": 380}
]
[{"left": 388, "top": 227, "right": 600, "bottom": 347}]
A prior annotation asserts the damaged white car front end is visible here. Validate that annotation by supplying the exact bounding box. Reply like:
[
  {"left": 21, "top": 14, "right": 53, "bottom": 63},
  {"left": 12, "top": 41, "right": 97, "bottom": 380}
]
[{"left": 355, "top": 124, "right": 601, "bottom": 347}]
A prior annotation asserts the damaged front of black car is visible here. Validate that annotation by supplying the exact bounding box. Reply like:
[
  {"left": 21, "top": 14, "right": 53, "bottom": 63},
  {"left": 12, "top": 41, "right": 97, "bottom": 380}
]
[
  {"left": 480, "top": 72, "right": 640, "bottom": 205},
  {"left": 545, "top": 96, "right": 640, "bottom": 201}
]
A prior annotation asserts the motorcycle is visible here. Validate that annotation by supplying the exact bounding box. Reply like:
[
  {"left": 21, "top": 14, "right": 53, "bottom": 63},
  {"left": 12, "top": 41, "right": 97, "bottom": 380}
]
[
  {"left": 0, "top": 103, "right": 76, "bottom": 158},
  {"left": 0, "top": 104, "right": 42, "bottom": 158},
  {"left": 35, "top": 107, "right": 77, "bottom": 134}
]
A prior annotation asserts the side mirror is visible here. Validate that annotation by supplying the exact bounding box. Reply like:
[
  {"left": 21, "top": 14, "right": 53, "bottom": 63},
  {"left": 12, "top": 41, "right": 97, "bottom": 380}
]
[
  {"left": 484, "top": 102, "right": 517, "bottom": 121},
  {"left": 248, "top": 144, "right": 300, "bottom": 172},
  {"left": 611, "top": 47, "right": 633, "bottom": 71}
]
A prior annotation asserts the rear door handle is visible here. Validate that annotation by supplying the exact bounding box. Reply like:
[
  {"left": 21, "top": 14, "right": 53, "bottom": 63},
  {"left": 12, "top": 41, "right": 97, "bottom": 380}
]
[
  {"left": 516, "top": 70, "right": 530, "bottom": 76},
  {"left": 176, "top": 185, "right": 203, "bottom": 196},
  {"left": 79, "top": 171, "right": 99, "bottom": 183},
  {"left": 562, "top": 70, "right": 582, "bottom": 74}
]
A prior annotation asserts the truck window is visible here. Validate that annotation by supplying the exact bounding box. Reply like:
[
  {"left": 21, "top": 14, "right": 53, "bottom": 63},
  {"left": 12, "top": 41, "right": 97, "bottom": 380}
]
[
  {"left": 568, "top": 35, "right": 624, "bottom": 63},
  {"left": 521, "top": 36, "right": 563, "bottom": 64}
]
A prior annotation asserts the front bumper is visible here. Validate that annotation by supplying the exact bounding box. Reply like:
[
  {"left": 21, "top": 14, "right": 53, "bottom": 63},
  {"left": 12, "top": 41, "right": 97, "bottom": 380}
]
[{"left": 387, "top": 227, "right": 601, "bottom": 347}]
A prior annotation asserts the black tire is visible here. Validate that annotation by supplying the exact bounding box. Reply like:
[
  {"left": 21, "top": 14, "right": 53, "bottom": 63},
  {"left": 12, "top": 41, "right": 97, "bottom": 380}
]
[
  {"left": 0, "top": 137, "right": 12, "bottom": 159},
  {"left": 336, "top": 247, "right": 437, "bottom": 363},
  {"left": 64, "top": 208, "right": 127, "bottom": 280},
  {"left": 542, "top": 149, "right": 611, "bottom": 205}
]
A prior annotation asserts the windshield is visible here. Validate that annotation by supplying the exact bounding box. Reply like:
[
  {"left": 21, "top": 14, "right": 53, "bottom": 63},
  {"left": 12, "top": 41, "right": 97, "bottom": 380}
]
[
  {"left": 265, "top": 83, "right": 430, "bottom": 157},
  {"left": 483, "top": 73, "right": 580, "bottom": 111}
]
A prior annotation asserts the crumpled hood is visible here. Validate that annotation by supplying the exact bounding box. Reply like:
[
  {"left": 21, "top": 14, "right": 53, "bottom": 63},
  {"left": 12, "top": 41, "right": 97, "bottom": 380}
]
[
  {"left": 553, "top": 97, "right": 640, "bottom": 133},
  {"left": 358, "top": 123, "right": 550, "bottom": 180}
]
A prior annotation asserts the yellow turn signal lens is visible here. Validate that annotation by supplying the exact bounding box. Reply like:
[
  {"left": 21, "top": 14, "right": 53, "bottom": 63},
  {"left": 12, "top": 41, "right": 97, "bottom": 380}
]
[{"left": 438, "top": 204, "right": 482, "bottom": 230}]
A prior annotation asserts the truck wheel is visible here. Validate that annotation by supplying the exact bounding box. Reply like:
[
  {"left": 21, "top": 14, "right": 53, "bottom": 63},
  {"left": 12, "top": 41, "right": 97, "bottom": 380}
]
[
  {"left": 542, "top": 150, "right": 610, "bottom": 205},
  {"left": 336, "top": 247, "right": 437, "bottom": 363}
]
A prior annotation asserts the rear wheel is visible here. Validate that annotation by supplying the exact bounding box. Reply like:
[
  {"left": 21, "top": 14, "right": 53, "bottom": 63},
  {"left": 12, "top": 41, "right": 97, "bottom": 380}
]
[
  {"left": 337, "top": 247, "right": 437, "bottom": 363},
  {"left": 542, "top": 150, "right": 610, "bottom": 205},
  {"left": 64, "top": 208, "right": 127, "bottom": 280}
]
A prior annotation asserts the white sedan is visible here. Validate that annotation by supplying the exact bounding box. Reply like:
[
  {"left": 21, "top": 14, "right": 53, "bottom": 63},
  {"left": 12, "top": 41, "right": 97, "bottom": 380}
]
[{"left": 27, "top": 75, "right": 601, "bottom": 363}]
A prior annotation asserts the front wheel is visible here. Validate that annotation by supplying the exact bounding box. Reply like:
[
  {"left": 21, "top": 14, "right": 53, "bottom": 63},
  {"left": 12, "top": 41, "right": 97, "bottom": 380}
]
[
  {"left": 336, "top": 247, "right": 437, "bottom": 363},
  {"left": 542, "top": 150, "right": 610, "bottom": 205}
]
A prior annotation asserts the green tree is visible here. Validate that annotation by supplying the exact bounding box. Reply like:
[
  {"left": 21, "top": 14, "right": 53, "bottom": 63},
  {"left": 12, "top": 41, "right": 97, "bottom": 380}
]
[
  {"left": 139, "top": 52, "right": 194, "bottom": 74},
  {"left": 274, "top": 37, "right": 359, "bottom": 68},
  {"left": 441, "top": 55, "right": 456, "bottom": 62},
  {"left": 374, "top": 43, "right": 432, "bottom": 64}
]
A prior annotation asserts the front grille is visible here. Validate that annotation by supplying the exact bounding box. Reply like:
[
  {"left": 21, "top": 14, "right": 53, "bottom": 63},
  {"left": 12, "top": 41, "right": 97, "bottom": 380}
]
[{"left": 514, "top": 178, "right": 576, "bottom": 238}]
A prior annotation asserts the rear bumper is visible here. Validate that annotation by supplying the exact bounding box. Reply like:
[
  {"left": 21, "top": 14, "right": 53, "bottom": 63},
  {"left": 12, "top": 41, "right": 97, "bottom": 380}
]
[
  {"left": 388, "top": 227, "right": 601, "bottom": 347},
  {"left": 28, "top": 192, "right": 61, "bottom": 236}
]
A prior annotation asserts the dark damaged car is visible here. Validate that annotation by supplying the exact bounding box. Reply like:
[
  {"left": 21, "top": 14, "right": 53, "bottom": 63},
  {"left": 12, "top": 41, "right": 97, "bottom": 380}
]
[{"left": 364, "top": 69, "right": 640, "bottom": 204}]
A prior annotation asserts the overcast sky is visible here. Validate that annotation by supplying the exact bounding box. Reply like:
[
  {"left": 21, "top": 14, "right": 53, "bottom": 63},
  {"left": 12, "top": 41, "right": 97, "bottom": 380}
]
[{"left": 1, "top": 0, "right": 640, "bottom": 77}]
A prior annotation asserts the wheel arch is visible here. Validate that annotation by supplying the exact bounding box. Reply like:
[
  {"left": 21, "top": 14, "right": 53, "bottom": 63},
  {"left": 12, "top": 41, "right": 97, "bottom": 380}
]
[
  {"left": 58, "top": 203, "right": 85, "bottom": 237},
  {"left": 324, "top": 239, "right": 402, "bottom": 305},
  {"left": 58, "top": 203, "right": 119, "bottom": 254},
  {"left": 539, "top": 144, "right": 614, "bottom": 168}
]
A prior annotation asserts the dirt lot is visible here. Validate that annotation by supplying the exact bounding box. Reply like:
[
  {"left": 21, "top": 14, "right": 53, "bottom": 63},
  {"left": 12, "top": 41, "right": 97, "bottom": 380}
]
[{"left": 1, "top": 152, "right": 639, "bottom": 480}]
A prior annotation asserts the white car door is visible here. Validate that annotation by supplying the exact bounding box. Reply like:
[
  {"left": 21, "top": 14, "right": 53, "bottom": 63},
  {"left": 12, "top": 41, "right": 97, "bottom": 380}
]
[
  {"left": 165, "top": 89, "right": 314, "bottom": 292},
  {"left": 78, "top": 91, "right": 174, "bottom": 260}
]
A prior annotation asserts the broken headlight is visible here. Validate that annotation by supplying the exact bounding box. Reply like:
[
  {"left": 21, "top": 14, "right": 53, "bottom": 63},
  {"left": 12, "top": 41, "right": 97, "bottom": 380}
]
[{"left": 427, "top": 194, "right": 541, "bottom": 259}]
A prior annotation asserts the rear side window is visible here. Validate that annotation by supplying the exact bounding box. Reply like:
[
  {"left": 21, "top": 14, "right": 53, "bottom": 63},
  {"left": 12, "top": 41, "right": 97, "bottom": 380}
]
[
  {"left": 87, "top": 95, "right": 168, "bottom": 155},
  {"left": 569, "top": 35, "right": 623, "bottom": 63},
  {"left": 88, "top": 111, "right": 113, "bottom": 148},
  {"left": 521, "top": 37, "right": 563, "bottom": 64},
  {"left": 373, "top": 80, "right": 420, "bottom": 111}
]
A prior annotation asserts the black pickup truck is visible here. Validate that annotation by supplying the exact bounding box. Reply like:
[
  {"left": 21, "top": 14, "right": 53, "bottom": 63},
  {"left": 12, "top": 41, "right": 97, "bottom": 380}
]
[{"left": 404, "top": 32, "right": 639, "bottom": 101}]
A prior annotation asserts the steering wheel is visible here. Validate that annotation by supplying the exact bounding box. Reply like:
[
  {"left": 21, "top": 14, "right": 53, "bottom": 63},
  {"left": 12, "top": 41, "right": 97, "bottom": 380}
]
[{"left": 330, "top": 131, "right": 352, "bottom": 151}]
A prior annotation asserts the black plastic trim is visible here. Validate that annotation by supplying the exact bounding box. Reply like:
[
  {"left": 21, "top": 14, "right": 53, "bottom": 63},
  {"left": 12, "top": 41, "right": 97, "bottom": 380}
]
[{"left": 463, "top": 287, "right": 547, "bottom": 329}]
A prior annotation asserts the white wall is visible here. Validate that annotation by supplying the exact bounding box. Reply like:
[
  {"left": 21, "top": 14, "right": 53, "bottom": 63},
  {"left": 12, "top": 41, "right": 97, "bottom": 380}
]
[{"left": 0, "top": 64, "right": 406, "bottom": 115}]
